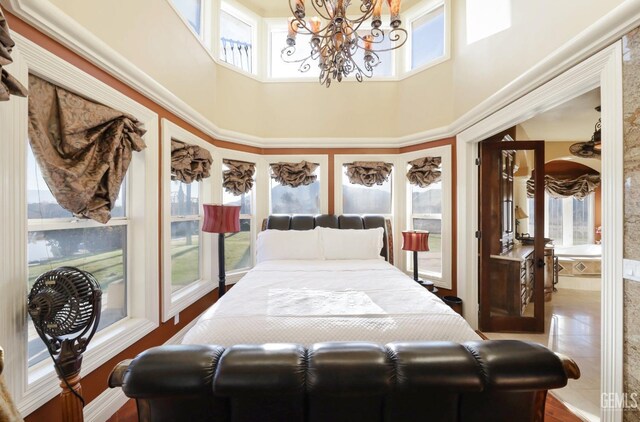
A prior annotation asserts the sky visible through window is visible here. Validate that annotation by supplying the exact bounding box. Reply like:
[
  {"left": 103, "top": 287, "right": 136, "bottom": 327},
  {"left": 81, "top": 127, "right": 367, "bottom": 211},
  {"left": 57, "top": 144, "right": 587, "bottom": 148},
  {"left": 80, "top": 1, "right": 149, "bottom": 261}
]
[
  {"left": 412, "top": 5, "right": 445, "bottom": 69},
  {"left": 172, "top": 0, "right": 202, "bottom": 35}
]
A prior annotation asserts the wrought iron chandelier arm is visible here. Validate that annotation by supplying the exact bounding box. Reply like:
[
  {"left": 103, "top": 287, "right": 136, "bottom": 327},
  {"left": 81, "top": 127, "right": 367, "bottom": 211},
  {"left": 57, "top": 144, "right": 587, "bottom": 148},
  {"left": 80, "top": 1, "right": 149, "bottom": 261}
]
[
  {"left": 287, "top": 18, "right": 314, "bottom": 36},
  {"left": 362, "top": 28, "right": 409, "bottom": 53},
  {"left": 283, "top": 0, "right": 406, "bottom": 86}
]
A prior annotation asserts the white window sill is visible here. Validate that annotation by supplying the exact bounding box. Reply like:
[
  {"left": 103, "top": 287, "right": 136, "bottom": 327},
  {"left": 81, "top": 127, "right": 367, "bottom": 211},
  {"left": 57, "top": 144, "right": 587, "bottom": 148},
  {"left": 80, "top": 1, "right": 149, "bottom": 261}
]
[
  {"left": 226, "top": 269, "right": 250, "bottom": 284},
  {"left": 163, "top": 279, "right": 216, "bottom": 322}
]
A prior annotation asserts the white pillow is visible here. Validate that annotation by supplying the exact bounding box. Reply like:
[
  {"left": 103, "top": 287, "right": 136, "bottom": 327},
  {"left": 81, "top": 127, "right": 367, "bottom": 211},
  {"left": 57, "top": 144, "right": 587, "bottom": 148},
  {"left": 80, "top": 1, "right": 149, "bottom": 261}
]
[
  {"left": 316, "top": 226, "right": 385, "bottom": 260},
  {"left": 256, "top": 229, "right": 324, "bottom": 263}
]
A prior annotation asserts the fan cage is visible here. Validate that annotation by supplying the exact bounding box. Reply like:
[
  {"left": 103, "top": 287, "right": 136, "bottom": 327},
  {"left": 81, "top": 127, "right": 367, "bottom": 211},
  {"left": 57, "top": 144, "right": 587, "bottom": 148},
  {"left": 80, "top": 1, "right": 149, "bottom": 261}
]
[{"left": 28, "top": 267, "right": 101, "bottom": 338}]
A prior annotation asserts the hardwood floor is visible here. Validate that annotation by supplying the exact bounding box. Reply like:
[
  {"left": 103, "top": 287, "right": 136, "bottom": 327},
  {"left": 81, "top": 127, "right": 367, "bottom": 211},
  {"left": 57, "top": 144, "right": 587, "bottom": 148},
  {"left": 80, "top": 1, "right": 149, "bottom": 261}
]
[
  {"left": 546, "top": 393, "right": 584, "bottom": 422},
  {"left": 108, "top": 394, "right": 583, "bottom": 421},
  {"left": 106, "top": 399, "right": 136, "bottom": 422},
  {"left": 484, "top": 288, "right": 601, "bottom": 420}
]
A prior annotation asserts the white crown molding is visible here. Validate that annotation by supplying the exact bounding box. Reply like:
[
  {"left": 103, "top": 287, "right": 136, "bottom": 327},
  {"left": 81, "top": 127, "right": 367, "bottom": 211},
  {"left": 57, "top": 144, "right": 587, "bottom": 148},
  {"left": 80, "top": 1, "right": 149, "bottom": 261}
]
[{"left": 1, "top": 0, "right": 639, "bottom": 149}]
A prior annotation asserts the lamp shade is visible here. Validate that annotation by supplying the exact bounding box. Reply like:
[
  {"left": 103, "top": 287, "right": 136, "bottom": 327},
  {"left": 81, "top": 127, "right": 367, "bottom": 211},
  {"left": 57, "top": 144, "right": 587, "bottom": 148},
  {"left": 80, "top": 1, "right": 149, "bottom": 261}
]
[
  {"left": 202, "top": 205, "right": 240, "bottom": 234},
  {"left": 515, "top": 206, "right": 529, "bottom": 220},
  {"left": 402, "top": 231, "right": 429, "bottom": 252}
]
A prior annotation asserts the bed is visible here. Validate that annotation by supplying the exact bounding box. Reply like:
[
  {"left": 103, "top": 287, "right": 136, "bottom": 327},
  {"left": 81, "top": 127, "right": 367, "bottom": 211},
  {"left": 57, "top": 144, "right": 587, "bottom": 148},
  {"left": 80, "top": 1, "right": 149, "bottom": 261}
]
[{"left": 182, "top": 214, "right": 480, "bottom": 346}]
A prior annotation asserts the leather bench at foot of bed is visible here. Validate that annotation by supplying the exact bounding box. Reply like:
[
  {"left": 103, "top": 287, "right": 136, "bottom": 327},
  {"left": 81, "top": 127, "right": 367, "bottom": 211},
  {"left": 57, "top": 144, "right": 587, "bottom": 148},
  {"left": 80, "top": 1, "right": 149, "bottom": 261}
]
[{"left": 109, "top": 340, "right": 580, "bottom": 422}]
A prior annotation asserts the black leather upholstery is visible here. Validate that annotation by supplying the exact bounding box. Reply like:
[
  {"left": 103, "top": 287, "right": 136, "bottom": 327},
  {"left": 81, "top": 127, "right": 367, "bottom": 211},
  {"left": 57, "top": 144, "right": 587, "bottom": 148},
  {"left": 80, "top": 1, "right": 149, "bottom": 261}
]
[
  {"left": 314, "top": 214, "right": 339, "bottom": 228},
  {"left": 291, "top": 215, "right": 315, "bottom": 230},
  {"left": 265, "top": 214, "right": 389, "bottom": 260},
  {"left": 338, "top": 215, "right": 365, "bottom": 229},
  {"left": 110, "top": 340, "right": 575, "bottom": 422},
  {"left": 266, "top": 215, "right": 290, "bottom": 230}
]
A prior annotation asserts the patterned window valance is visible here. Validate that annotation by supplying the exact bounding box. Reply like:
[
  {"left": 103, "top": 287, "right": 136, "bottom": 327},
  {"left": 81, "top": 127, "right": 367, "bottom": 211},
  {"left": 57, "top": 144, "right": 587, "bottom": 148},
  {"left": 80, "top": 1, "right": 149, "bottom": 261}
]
[
  {"left": 345, "top": 161, "right": 393, "bottom": 187},
  {"left": 407, "top": 157, "right": 442, "bottom": 188},
  {"left": 0, "top": 6, "right": 28, "bottom": 101},
  {"left": 526, "top": 174, "right": 601, "bottom": 200},
  {"left": 270, "top": 161, "right": 319, "bottom": 188},
  {"left": 171, "top": 140, "right": 213, "bottom": 184},
  {"left": 223, "top": 158, "right": 255, "bottom": 195},
  {"left": 28, "top": 74, "right": 146, "bottom": 224}
]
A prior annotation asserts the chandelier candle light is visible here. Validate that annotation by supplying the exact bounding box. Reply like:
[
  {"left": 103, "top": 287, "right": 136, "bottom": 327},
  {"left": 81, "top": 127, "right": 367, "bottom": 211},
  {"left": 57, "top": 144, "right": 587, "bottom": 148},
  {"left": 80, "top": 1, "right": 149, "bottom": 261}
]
[{"left": 283, "top": 0, "right": 407, "bottom": 87}]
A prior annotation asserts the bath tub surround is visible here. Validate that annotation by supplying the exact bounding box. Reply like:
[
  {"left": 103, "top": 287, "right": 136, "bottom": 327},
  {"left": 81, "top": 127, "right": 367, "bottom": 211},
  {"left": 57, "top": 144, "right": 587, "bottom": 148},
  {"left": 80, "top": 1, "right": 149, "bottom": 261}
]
[{"left": 555, "top": 244, "right": 602, "bottom": 278}]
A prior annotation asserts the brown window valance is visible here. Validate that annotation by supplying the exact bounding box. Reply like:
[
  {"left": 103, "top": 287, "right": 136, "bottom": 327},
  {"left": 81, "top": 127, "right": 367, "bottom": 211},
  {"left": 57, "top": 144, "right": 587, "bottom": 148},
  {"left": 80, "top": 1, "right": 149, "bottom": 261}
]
[
  {"left": 526, "top": 174, "right": 601, "bottom": 200},
  {"left": 270, "top": 161, "right": 319, "bottom": 188},
  {"left": 407, "top": 157, "right": 442, "bottom": 188},
  {"left": 223, "top": 158, "right": 255, "bottom": 195},
  {"left": 345, "top": 161, "right": 393, "bottom": 187},
  {"left": 171, "top": 140, "right": 213, "bottom": 184},
  {"left": 0, "top": 7, "right": 28, "bottom": 101},
  {"left": 28, "top": 74, "right": 147, "bottom": 224}
]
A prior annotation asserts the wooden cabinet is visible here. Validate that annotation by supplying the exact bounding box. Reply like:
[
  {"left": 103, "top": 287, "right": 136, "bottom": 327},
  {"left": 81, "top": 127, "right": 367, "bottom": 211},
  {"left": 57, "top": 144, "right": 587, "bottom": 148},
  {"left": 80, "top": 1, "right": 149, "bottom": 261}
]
[
  {"left": 489, "top": 245, "right": 554, "bottom": 316},
  {"left": 489, "top": 246, "right": 534, "bottom": 317}
]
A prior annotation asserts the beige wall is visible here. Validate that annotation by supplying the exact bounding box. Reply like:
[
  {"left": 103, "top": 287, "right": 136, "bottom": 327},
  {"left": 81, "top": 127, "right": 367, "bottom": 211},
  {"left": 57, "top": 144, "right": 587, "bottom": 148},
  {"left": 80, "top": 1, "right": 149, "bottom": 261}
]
[
  {"left": 452, "top": 0, "right": 625, "bottom": 118},
  {"left": 48, "top": 0, "right": 624, "bottom": 140},
  {"left": 47, "top": 0, "right": 220, "bottom": 116}
]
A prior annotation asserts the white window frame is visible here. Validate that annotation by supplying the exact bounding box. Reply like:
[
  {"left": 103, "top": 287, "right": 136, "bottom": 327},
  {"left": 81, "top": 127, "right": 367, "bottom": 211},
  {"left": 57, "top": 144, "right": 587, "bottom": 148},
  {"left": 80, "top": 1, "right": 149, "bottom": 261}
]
[
  {"left": 167, "top": 0, "right": 212, "bottom": 48},
  {"left": 161, "top": 0, "right": 451, "bottom": 83},
  {"left": 265, "top": 18, "right": 399, "bottom": 82},
  {"left": 542, "top": 192, "right": 596, "bottom": 247},
  {"left": 218, "top": 147, "right": 261, "bottom": 281},
  {"left": 217, "top": 0, "right": 260, "bottom": 76},
  {"left": 0, "top": 34, "right": 159, "bottom": 417},
  {"left": 334, "top": 154, "right": 395, "bottom": 219},
  {"left": 402, "top": 0, "right": 450, "bottom": 76},
  {"left": 264, "top": 154, "right": 329, "bottom": 218},
  {"left": 161, "top": 120, "right": 216, "bottom": 322},
  {"left": 401, "top": 146, "right": 453, "bottom": 289},
  {"left": 335, "top": 154, "right": 399, "bottom": 263}
]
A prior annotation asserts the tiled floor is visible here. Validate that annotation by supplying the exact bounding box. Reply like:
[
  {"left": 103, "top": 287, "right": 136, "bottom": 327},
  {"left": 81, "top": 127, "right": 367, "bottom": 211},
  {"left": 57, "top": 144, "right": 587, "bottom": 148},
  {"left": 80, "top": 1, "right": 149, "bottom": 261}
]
[{"left": 485, "top": 285, "right": 601, "bottom": 422}]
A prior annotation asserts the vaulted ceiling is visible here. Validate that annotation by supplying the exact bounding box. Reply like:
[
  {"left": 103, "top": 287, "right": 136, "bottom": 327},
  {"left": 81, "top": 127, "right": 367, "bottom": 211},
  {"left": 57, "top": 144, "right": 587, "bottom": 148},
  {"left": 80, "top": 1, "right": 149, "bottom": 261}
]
[
  {"left": 519, "top": 89, "right": 601, "bottom": 142},
  {"left": 234, "top": 0, "right": 424, "bottom": 17}
]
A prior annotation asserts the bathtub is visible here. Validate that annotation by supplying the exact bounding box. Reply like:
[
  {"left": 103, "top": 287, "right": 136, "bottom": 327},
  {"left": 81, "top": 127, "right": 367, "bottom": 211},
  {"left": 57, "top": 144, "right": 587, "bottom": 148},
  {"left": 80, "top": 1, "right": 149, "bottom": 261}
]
[{"left": 554, "top": 244, "right": 601, "bottom": 277}]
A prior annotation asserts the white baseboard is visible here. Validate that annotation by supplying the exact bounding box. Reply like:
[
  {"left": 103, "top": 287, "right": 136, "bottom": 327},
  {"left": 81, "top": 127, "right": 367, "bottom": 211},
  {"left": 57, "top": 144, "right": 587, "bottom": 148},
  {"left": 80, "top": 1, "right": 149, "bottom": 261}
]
[
  {"left": 83, "top": 386, "right": 129, "bottom": 422},
  {"left": 83, "top": 317, "right": 200, "bottom": 421}
]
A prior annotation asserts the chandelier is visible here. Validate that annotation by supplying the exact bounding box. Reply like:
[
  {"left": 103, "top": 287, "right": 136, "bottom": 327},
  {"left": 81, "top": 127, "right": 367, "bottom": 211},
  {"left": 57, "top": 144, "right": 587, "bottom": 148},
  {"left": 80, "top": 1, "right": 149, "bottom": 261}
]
[{"left": 282, "top": 0, "right": 407, "bottom": 87}]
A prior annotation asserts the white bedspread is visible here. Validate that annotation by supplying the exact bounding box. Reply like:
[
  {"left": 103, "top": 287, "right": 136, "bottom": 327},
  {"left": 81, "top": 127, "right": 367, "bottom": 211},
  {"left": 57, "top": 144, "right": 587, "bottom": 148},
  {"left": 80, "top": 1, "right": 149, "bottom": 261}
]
[{"left": 182, "top": 259, "right": 480, "bottom": 346}]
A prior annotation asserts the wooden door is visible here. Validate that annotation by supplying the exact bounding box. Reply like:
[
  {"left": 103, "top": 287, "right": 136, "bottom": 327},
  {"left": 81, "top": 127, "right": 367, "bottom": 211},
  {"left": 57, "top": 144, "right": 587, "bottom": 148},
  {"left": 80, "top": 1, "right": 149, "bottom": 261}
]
[{"left": 479, "top": 132, "right": 545, "bottom": 333}]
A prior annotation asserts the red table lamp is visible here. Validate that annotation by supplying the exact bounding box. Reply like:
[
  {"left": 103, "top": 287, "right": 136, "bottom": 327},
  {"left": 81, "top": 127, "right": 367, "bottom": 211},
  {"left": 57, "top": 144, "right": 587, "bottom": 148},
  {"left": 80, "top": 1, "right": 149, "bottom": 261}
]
[
  {"left": 402, "top": 230, "right": 430, "bottom": 285},
  {"left": 202, "top": 204, "right": 240, "bottom": 297}
]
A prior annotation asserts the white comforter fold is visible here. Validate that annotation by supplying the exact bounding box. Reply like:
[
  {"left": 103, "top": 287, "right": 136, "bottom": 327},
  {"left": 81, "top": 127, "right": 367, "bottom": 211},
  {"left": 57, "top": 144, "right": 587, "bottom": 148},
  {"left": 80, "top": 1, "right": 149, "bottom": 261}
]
[{"left": 182, "top": 260, "right": 480, "bottom": 346}]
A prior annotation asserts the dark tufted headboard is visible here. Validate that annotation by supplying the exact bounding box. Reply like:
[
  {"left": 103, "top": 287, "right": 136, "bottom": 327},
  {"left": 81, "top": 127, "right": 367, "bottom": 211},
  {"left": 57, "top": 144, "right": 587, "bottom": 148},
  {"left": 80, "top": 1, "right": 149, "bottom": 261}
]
[{"left": 262, "top": 215, "right": 393, "bottom": 264}]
